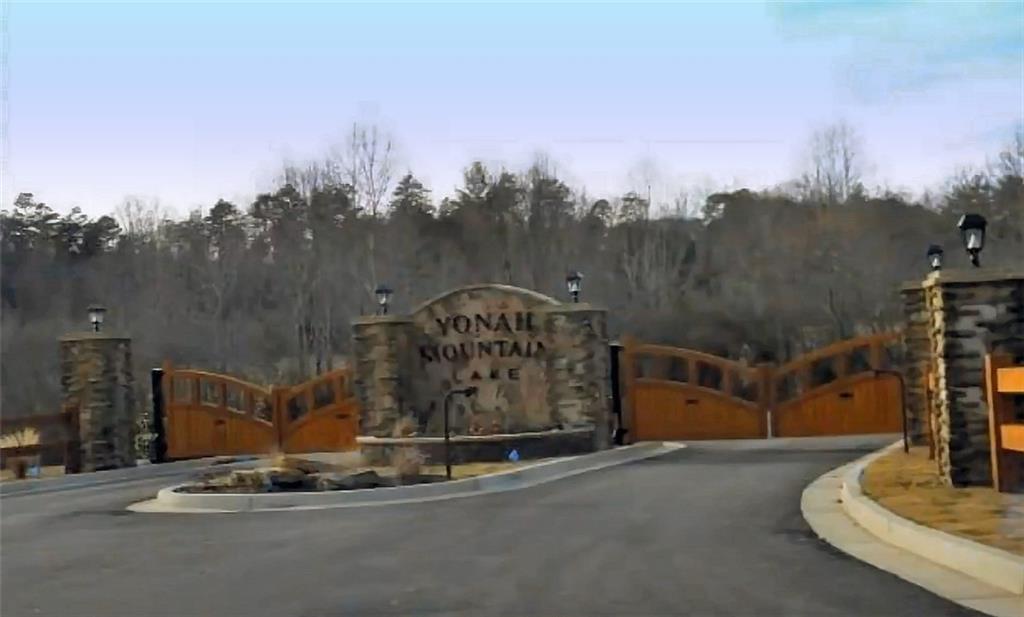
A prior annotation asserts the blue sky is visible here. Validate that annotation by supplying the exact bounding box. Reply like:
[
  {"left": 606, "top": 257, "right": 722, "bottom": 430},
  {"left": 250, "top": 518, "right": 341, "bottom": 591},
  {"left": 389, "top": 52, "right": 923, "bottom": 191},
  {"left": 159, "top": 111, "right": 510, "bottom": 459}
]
[{"left": 6, "top": 1, "right": 1023, "bottom": 216}]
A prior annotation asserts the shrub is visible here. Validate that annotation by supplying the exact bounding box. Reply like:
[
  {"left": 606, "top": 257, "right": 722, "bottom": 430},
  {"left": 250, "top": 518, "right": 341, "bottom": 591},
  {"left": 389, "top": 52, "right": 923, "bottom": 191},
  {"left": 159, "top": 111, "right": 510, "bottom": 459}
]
[{"left": 391, "top": 446, "right": 425, "bottom": 480}]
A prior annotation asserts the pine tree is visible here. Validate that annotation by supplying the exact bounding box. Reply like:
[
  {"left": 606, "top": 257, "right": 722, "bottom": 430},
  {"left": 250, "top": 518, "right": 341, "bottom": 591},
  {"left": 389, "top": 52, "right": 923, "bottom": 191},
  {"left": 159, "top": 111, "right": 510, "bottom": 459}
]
[{"left": 389, "top": 173, "right": 433, "bottom": 217}]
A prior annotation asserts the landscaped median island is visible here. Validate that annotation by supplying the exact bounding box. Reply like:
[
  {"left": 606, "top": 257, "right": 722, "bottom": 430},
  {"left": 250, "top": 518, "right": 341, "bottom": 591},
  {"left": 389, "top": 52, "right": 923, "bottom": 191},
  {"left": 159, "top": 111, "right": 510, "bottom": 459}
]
[
  {"left": 129, "top": 442, "right": 681, "bottom": 513},
  {"left": 181, "top": 452, "right": 536, "bottom": 494},
  {"left": 861, "top": 446, "right": 1024, "bottom": 556}
]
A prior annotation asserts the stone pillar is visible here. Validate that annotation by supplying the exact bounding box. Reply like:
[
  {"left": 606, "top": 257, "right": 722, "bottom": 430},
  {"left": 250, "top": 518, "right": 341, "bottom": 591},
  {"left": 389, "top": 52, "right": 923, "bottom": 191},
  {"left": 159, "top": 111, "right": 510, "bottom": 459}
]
[
  {"left": 59, "top": 333, "right": 137, "bottom": 471},
  {"left": 923, "top": 269, "right": 1024, "bottom": 487},
  {"left": 539, "top": 304, "right": 612, "bottom": 450},
  {"left": 351, "top": 315, "right": 414, "bottom": 438},
  {"left": 900, "top": 282, "right": 930, "bottom": 446}
]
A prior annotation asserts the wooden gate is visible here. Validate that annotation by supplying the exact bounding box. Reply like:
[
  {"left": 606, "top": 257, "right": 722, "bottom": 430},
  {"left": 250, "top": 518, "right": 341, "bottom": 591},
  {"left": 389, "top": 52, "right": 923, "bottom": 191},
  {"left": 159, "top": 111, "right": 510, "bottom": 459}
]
[
  {"left": 770, "top": 333, "right": 903, "bottom": 437},
  {"left": 161, "top": 364, "right": 359, "bottom": 459},
  {"left": 623, "top": 339, "right": 770, "bottom": 440},
  {"left": 162, "top": 367, "right": 278, "bottom": 459},
  {"left": 274, "top": 368, "right": 359, "bottom": 454},
  {"left": 621, "top": 333, "right": 904, "bottom": 441}
]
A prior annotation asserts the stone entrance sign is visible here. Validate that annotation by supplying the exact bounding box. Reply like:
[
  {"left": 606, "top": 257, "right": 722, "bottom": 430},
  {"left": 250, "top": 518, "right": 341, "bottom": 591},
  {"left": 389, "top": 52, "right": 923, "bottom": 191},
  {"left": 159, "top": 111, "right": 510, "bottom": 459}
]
[{"left": 352, "top": 284, "right": 611, "bottom": 450}]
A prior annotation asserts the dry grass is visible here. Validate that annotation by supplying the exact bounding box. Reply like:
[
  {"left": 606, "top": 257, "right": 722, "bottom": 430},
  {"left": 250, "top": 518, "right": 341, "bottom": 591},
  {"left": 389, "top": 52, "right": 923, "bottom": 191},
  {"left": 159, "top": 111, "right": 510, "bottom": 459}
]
[
  {"left": 0, "top": 428, "right": 40, "bottom": 449},
  {"left": 419, "top": 461, "right": 530, "bottom": 479},
  {"left": 861, "top": 446, "right": 1024, "bottom": 556},
  {"left": 391, "top": 446, "right": 425, "bottom": 478}
]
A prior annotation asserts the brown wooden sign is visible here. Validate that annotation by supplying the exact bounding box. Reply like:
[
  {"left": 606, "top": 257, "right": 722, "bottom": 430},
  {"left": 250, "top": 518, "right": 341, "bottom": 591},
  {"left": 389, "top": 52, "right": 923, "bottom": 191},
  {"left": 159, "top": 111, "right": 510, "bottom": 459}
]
[{"left": 985, "top": 354, "right": 1024, "bottom": 493}]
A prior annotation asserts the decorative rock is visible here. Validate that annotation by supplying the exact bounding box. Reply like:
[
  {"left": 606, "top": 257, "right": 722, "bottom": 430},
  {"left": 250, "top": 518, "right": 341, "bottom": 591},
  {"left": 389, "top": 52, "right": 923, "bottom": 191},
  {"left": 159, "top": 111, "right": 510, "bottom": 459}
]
[
  {"left": 313, "top": 470, "right": 393, "bottom": 491},
  {"left": 263, "top": 468, "right": 307, "bottom": 491}
]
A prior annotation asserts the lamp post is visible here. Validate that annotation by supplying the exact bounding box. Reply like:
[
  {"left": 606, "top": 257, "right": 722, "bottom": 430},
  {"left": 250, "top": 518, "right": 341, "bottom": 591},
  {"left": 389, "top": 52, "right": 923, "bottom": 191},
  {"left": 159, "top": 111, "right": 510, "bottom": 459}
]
[
  {"left": 957, "top": 214, "right": 987, "bottom": 268},
  {"left": 374, "top": 284, "right": 393, "bottom": 315},
  {"left": 566, "top": 271, "right": 583, "bottom": 303},
  {"left": 442, "top": 386, "right": 478, "bottom": 480},
  {"left": 926, "top": 244, "right": 944, "bottom": 272},
  {"left": 87, "top": 305, "right": 107, "bottom": 333}
]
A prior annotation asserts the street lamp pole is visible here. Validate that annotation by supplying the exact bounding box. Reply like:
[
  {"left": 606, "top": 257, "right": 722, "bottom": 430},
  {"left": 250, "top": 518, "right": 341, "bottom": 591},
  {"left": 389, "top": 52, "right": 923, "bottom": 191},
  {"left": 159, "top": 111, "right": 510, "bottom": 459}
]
[{"left": 442, "top": 386, "right": 478, "bottom": 480}]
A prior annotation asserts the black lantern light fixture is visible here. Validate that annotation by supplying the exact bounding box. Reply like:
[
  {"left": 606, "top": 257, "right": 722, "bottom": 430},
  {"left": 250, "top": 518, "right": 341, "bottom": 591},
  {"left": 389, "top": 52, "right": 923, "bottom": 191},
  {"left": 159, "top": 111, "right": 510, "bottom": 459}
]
[
  {"left": 87, "top": 305, "right": 107, "bottom": 333},
  {"left": 443, "top": 386, "right": 478, "bottom": 480},
  {"left": 566, "top": 271, "right": 583, "bottom": 303},
  {"left": 957, "top": 213, "right": 987, "bottom": 268},
  {"left": 374, "top": 284, "right": 393, "bottom": 315},
  {"left": 926, "top": 244, "right": 944, "bottom": 272}
]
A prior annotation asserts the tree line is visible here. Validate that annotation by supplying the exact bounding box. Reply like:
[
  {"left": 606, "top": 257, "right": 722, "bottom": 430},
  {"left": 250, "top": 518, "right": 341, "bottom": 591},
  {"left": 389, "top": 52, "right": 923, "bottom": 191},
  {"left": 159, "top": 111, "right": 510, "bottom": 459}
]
[{"left": 2, "top": 124, "right": 1021, "bottom": 417}]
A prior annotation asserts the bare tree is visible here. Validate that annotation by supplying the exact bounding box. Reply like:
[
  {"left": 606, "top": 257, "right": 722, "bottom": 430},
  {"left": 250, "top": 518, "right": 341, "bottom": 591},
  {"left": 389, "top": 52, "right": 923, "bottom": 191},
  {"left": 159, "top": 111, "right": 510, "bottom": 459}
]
[
  {"left": 799, "top": 121, "right": 865, "bottom": 207},
  {"left": 627, "top": 156, "right": 661, "bottom": 214},
  {"left": 115, "top": 196, "right": 167, "bottom": 244},
  {"left": 343, "top": 123, "right": 395, "bottom": 218},
  {"left": 618, "top": 220, "right": 696, "bottom": 312},
  {"left": 994, "top": 124, "right": 1024, "bottom": 178},
  {"left": 333, "top": 124, "right": 396, "bottom": 304}
]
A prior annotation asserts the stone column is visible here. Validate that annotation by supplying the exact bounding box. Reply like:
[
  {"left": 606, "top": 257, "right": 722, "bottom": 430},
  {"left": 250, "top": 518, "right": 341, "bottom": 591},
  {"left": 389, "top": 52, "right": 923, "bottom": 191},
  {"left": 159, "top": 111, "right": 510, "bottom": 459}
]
[
  {"left": 538, "top": 303, "right": 612, "bottom": 450},
  {"left": 351, "top": 315, "right": 414, "bottom": 438},
  {"left": 59, "top": 333, "right": 136, "bottom": 471},
  {"left": 923, "top": 269, "right": 1024, "bottom": 487},
  {"left": 900, "top": 281, "right": 930, "bottom": 446}
]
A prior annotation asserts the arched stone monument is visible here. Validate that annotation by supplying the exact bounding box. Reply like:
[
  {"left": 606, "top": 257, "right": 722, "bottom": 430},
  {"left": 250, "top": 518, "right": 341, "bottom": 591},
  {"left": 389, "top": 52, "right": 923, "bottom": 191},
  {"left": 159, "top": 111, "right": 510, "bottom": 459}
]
[{"left": 352, "top": 284, "right": 612, "bottom": 460}]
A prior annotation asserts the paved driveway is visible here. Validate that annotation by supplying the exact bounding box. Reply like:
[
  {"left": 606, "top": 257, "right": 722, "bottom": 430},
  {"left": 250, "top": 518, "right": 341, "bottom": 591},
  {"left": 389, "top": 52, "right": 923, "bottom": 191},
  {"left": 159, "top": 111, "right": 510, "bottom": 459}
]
[{"left": 0, "top": 436, "right": 980, "bottom": 616}]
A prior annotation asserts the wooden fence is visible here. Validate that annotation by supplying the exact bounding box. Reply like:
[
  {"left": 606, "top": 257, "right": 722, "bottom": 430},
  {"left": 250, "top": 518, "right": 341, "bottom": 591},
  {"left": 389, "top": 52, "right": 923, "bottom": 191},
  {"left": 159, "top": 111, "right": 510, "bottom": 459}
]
[{"left": 985, "top": 354, "right": 1024, "bottom": 493}]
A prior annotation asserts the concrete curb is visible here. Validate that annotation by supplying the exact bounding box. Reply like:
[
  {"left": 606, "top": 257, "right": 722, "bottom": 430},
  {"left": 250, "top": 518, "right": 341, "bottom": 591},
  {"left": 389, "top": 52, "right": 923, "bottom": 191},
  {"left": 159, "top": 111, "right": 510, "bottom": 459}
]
[
  {"left": 131, "top": 442, "right": 682, "bottom": 513},
  {"left": 802, "top": 442, "right": 1024, "bottom": 617},
  {"left": 840, "top": 442, "right": 1024, "bottom": 595},
  {"left": 1, "top": 456, "right": 261, "bottom": 498}
]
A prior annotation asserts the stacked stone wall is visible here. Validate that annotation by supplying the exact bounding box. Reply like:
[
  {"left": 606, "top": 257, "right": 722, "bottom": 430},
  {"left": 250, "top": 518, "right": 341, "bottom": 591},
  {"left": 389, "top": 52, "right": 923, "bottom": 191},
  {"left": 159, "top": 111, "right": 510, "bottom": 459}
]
[
  {"left": 59, "top": 334, "right": 137, "bottom": 471},
  {"left": 921, "top": 270, "right": 1024, "bottom": 487},
  {"left": 900, "top": 284, "right": 930, "bottom": 446}
]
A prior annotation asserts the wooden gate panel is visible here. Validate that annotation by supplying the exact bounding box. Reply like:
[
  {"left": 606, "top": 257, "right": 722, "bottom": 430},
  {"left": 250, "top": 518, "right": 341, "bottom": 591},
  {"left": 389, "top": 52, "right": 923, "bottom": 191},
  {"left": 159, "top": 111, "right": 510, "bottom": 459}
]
[
  {"left": 164, "top": 368, "right": 276, "bottom": 459},
  {"left": 625, "top": 340, "right": 768, "bottom": 441},
  {"left": 166, "top": 407, "right": 276, "bottom": 458},
  {"left": 771, "top": 333, "right": 903, "bottom": 438},
  {"left": 773, "top": 372, "right": 902, "bottom": 437},
  {"left": 277, "top": 368, "right": 359, "bottom": 454},
  {"left": 279, "top": 399, "right": 359, "bottom": 454},
  {"left": 633, "top": 382, "right": 764, "bottom": 440}
]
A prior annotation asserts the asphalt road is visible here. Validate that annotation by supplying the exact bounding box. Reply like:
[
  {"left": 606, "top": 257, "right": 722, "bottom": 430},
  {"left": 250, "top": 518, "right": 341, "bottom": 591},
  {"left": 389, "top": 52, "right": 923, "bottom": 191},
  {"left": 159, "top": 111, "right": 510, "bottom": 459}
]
[{"left": 1, "top": 436, "right": 982, "bottom": 617}]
